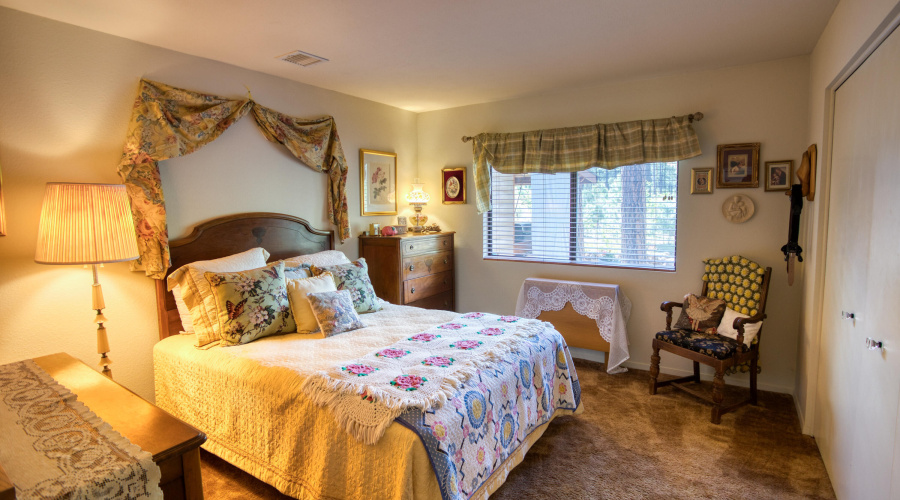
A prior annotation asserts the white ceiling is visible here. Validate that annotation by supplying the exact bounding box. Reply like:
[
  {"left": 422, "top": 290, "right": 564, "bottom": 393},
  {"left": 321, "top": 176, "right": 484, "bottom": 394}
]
[{"left": 1, "top": 0, "right": 838, "bottom": 112}]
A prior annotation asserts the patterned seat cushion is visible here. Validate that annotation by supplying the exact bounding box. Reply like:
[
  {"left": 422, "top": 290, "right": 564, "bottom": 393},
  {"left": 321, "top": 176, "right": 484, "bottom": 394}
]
[{"left": 655, "top": 329, "right": 743, "bottom": 360}]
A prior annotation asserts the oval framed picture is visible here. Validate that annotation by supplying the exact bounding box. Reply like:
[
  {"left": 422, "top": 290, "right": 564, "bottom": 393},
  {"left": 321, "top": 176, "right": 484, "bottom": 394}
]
[{"left": 442, "top": 167, "right": 466, "bottom": 204}]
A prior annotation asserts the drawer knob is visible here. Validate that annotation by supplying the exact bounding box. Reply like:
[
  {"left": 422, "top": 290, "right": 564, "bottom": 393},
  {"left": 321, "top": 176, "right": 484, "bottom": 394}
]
[
  {"left": 442, "top": 241, "right": 447, "bottom": 246},
  {"left": 411, "top": 287, "right": 416, "bottom": 294},
  {"left": 409, "top": 245, "right": 415, "bottom": 250},
  {"left": 443, "top": 279, "right": 448, "bottom": 285},
  {"left": 408, "top": 265, "right": 414, "bottom": 272},
  {"left": 443, "top": 258, "right": 448, "bottom": 265}
]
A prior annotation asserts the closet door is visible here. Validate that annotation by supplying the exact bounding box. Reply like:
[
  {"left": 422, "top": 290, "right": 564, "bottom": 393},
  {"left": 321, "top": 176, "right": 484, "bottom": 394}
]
[{"left": 816, "top": 24, "right": 900, "bottom": 500}]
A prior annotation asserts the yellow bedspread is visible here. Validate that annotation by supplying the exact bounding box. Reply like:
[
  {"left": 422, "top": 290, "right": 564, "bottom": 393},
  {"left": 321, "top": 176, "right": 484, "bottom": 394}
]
[{"left": 153, "top": 303, "right": 577, "bottom": 499}]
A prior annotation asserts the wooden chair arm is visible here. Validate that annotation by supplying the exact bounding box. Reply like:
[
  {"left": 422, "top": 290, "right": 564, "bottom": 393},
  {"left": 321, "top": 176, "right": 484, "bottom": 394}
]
[
  {"left": 660, "top": 301, "right": 683, "bottom": 330},
  {"left": 733, "top": 313, "right": 767, "bottom": 350}
]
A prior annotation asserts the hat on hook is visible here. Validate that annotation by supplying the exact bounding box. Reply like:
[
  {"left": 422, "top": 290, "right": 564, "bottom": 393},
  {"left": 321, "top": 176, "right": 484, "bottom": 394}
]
[{"left": 796, "top": 144, "right": 817, "bottom": 201}]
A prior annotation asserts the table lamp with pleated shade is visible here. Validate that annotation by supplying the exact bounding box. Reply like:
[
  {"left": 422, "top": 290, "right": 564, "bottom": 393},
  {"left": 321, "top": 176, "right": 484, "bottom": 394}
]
[{"left": 35, "top": 183, "right": 140, "bottom": 378}]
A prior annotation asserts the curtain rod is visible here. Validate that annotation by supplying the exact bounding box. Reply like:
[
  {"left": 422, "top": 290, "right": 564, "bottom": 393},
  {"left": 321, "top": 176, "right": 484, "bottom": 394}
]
[{"left": 460, "top": 112, "right": 704, "bottom": 143}]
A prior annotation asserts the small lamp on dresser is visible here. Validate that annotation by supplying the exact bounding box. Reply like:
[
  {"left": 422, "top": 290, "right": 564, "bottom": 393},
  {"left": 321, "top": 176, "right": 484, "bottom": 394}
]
[
  {"left": 34, "top": 183, "right": 140, "bottom": 379},
  {"left": 406, "top": 179, "right": 430, "bottom": 232}
]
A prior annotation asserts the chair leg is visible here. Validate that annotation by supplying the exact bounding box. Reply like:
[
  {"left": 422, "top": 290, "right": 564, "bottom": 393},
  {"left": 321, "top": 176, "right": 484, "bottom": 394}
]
[
  {"left": 750, "top": 355, "right": 759, "bottom": 406},
  {"left": 649, "top": 345, "right": 661, "bottom": 395},
  {"left": 693, "top": 361, "right": 701, "bottom": 383},
  {"left": 711, "top": 368, "right": 725, "bottom": 425}
]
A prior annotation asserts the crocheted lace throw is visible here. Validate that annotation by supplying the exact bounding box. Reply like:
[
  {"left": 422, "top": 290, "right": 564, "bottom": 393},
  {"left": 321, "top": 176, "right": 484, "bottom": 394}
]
[{"left": 301, "top": 312, "right": 546, "bottom": 444}]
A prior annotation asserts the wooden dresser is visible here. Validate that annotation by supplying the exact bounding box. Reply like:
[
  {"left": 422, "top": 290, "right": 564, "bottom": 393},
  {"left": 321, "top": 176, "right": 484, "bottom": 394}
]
[{"left": 360, "top": 231, "right": 455, "bottom": 311}]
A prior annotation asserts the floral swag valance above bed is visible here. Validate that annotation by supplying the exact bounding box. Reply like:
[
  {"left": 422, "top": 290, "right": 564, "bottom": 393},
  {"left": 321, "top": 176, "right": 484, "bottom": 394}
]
[
  {"left": 117, "top": 79, "right": 350, "bottom": 279},
  {"left": 464, "top": 113, "right": 703, "bottom": 213}
]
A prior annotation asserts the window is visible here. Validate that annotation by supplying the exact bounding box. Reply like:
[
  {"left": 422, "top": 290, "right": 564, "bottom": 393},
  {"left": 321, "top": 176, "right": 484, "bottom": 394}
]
[{"left": 483, "top": 162, "right": 677, "bottom": 270}]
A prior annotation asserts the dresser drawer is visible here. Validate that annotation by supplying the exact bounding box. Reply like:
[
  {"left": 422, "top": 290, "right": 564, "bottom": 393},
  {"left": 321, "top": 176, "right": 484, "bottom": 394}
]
[
  {"left": 402, "top": 250, "right": 453, "bottom": 280},
  {"left": 404, "top": 271, "right": 453, "bottom": 303},
  {"left": 400, "top": 235, "right": 453, "bottom": 256},
  {"left": 406, "top": 290, "right": 454, "bottom": 311}
]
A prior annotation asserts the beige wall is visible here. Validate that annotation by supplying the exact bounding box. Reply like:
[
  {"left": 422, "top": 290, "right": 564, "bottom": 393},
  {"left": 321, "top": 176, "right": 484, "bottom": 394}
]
[
  {"left": 418, "top": 57, "right": 810, "bottom": 394},
  {"left": 795, "top": 0, "right": 900, "bottom": 434},
  {"left": 0, "top": 8, "right": 418, "bottom": 400}
]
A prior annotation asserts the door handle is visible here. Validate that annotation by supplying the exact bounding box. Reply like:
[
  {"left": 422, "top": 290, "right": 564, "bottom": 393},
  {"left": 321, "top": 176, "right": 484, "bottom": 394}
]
[
  {"left": 867, "top": 338, "right": 884, "bottom": 351},
  {"left": 842, "top": 311, "right": 855, "bottom": 320}
]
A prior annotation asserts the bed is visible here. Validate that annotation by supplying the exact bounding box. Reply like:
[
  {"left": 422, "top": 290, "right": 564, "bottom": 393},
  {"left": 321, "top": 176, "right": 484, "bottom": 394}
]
[{"left": 153, "top": 212, "right": 582, "bottom": 500}]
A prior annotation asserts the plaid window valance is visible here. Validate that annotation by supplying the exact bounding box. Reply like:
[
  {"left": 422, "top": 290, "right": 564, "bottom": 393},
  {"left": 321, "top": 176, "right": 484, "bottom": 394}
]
[{"left": 465, "top": 114, "right": 702, "bottom": 213}]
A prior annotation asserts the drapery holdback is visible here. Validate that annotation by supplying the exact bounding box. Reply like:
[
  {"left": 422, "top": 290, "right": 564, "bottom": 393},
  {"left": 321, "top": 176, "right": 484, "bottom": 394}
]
[
  {"left": 460, "top": 111, "right": 704, "bottom": 143},
  {"left": 244, "top": 84, "right": 253, "bottom": 101}
]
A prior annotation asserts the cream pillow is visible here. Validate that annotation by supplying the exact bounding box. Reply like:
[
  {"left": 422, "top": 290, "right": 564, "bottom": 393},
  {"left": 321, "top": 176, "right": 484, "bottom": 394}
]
[
  {"left": 281, "top": 250, "right": 350, "bottom": 268},
  {"left": 166, "top": 247, "right": 270, "bottom": 347},
  {"left": 717, "top": 307, "right": 763, "bottom": 347},
  {"left": 172, "top": 285, "right": 194, "bottom": 333},
  {"left": 287, "top": 273, "right": 337, "bottom": 333}
]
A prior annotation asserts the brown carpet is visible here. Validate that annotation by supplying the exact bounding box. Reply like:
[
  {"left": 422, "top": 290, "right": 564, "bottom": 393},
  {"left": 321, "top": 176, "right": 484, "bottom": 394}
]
[{"left": 200, "top": 359, "right": 835, "bottom": 499}]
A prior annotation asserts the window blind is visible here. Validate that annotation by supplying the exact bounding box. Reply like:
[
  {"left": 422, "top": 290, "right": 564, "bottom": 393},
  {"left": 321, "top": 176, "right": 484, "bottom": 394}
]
[{"left": 483, "top": 162, "right": 677, "bottom": 270}]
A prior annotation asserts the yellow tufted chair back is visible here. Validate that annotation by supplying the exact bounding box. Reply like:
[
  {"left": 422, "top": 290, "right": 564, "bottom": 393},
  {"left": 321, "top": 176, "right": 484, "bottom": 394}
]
[{"left": 701, "top": 255, "right": 768, "bottom": 318}]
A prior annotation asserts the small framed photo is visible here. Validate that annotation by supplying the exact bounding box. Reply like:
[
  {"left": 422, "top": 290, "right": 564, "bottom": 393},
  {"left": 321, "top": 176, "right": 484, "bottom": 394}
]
[
  {"left": 397, "top": 216, "right": 408, "bottom": 226},
  {"left": 690, "top": 168, "right": 713, "bottom": 194},
  {"left": 441, "top": 167, "right": 466, "bottom": 204},
  {"left": 764, "top": 160, "right": 793, "bottom": 191},
  {"left": 716, "top": 143, "right": 760, "bottom": 189},
  {"left": 360, "top": 149, "right": 397, "bottom": 216}
]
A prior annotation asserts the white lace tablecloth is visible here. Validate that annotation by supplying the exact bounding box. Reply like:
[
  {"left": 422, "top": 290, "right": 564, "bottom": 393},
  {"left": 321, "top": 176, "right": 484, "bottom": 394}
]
[
  {"left": 515, "top": 278, "right": 632, "bottom": 374},
  {"left": 0, "top": 360, "right": 162, "bottom": 499}
]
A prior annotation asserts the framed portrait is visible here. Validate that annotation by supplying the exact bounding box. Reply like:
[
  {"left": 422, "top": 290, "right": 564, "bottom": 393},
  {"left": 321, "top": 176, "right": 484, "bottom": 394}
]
[
  {"left": 764, "top": 160, "right": 793, "bottom": 191},
  {"left": 690, "top": 168, "right": 713, "bottom": 194},
  {"left": 360, "top": 149, "right": 397, "bottom": 216},
  {"left": 441, "top": 167, "right": 466, "bottom": 204},
  {"left": 716, "top": 143, "right": 760, "bottom": 189}
]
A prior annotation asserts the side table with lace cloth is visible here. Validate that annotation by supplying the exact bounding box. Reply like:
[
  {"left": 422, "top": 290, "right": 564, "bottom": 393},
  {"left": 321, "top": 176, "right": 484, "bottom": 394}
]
[
  {"left": 515, "top": 278, "right": 632, "bottom": 374},
  {"left": 0, "top": 359, "right": 162, "bottom": 499}
]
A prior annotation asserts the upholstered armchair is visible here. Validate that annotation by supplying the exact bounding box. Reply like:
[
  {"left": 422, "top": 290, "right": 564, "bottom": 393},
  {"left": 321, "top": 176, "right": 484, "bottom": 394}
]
[{"left": 649, "top": 255, "right": 772, "bottom": 424}]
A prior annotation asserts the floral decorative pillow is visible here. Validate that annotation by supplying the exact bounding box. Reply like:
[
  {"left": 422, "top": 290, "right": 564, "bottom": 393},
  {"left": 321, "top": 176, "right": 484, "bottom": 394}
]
[
  {"left": 310, "top": 258, "right": 382, "bottom": 314},
  {"left": 306, "top": 290, "right": 366, "bottom": 337},
  {"left": 673, "top": 293, "right": 727, "bottom": 334},
  {"left": 204, "top": 261, "right": 296, "bottom": 346},
  {"left": 283, "top": 262, "right": 311, "bottom": 280},
  {"left": 166, "top": 247, "right": 270, "bottom": 347}
]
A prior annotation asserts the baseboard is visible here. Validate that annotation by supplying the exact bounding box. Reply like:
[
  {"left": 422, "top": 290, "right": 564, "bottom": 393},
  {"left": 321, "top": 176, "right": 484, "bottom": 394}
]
[
  {"left": 624, "top": 360, "right": 794, "bottom": 395},
  {"left": 794, "top": 393, "right": 808, "bottom": 434}
]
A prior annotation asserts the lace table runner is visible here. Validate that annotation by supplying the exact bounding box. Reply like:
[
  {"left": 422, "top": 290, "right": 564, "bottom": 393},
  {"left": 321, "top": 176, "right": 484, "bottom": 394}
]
[
  {"left": 515, "top": 278, "right": 632, "bottom": 374},
  {"left": 0, "top": 360, "right": 162, "bottom": 500}
]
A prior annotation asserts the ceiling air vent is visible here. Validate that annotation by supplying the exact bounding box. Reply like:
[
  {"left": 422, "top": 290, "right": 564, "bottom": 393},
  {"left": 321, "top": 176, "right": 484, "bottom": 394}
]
[{"left": 278, "top": 50, "right": 328, "bottom": 67}]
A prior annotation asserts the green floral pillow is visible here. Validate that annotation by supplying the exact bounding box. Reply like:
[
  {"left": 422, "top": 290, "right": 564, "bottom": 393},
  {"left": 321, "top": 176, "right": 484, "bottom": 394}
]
[
  {"left": 306, "top": 290, "right": 366, "bottom": 337},
  {"left": 310, "top": 258, "right": 382, "bottom": 314},
  {"left": 204, "top": 261, "right": 296, "bottom": 346}
]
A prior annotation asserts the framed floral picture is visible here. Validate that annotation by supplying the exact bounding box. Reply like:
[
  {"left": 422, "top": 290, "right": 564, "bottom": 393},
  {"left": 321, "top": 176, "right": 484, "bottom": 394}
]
[
  {"left": 441, "top": 167, "right": 466, "bottom": 204},
  {"left": 690, "top": 168, "right": 713, "bottom": 194},
  {"left": 764, "top": 160, "right": 793, "bottom": 191},
  {"left": 360, "top": 149, "right": 397, "bottom": 216},
  {"left": 716, "top": 143, "right": 760, "bottom": 189}
]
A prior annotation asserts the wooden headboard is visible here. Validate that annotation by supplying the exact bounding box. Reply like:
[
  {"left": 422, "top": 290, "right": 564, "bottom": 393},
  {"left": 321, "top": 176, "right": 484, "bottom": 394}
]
[{"left": 155, "top": 212, "right": 334, "bottom": 340}]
